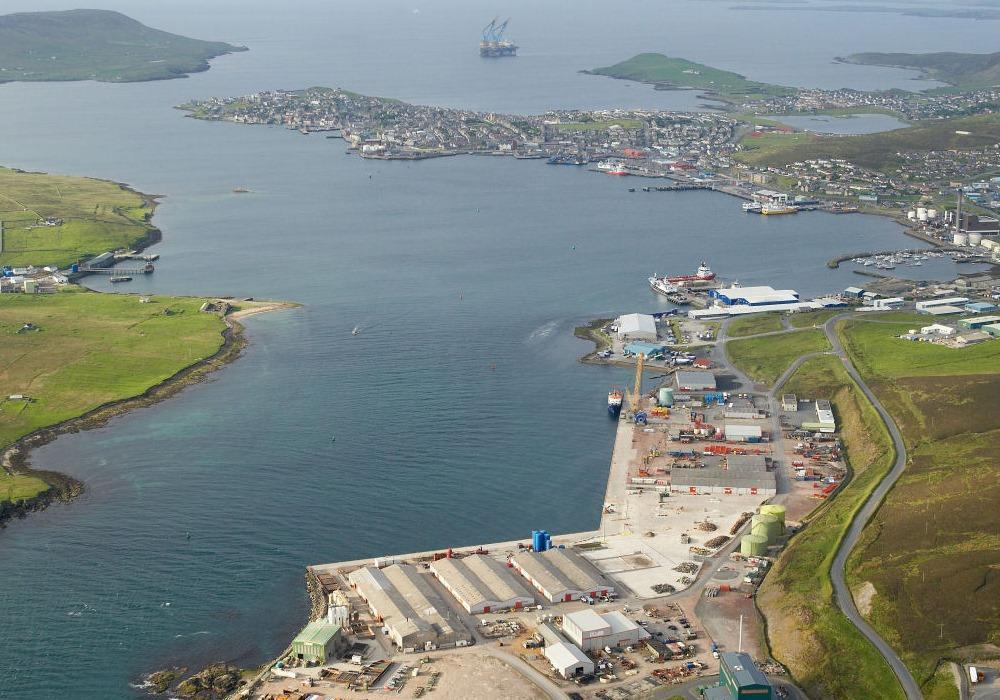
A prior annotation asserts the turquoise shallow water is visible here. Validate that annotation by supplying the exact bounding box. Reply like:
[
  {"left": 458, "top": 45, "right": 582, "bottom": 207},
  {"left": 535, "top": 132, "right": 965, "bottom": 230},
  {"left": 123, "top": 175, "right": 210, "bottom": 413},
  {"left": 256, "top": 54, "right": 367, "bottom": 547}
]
[{"left": 0, "top": 1, "right": 995, "bottom": 696}]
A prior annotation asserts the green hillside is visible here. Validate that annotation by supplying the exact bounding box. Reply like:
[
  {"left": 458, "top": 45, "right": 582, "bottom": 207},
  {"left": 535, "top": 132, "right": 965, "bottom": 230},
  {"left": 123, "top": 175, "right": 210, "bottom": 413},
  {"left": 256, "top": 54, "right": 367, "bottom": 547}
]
[
  {"left": 587, "top": 53, "right": 794, "bottom": 102},
  {"left": 0, "top": 9, "right": 246, "bottom": 83},
  {"left": 842, "top": 51, "right": 1000, "bottom": 89},
  {"left": 736, "top": 113, "right": 1000, "bottom": 170}
]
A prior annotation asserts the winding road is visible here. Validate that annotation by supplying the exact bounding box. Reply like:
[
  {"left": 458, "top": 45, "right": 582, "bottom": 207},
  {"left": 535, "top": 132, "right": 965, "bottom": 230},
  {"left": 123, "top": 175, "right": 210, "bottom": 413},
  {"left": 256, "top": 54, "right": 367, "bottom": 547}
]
[
  {"left": 717, "top": 314, "right": 923, "bottom": 698},
  {"left": 820, "top": 314, "right": 922, "bottom": 699}
]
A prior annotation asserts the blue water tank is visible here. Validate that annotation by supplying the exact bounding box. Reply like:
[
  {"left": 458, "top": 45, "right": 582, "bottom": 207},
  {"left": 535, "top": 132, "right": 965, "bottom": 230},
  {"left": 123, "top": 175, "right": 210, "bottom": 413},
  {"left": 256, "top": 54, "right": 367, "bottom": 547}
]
[
  {"left": 70, "top": 263, "right": 79, "bottom": 274},
  {"left": 532, "top": 530, "right": 544, "bottom": 552},
  {"left": 543, "top": 532, "right": 552, "bottom": 552}
]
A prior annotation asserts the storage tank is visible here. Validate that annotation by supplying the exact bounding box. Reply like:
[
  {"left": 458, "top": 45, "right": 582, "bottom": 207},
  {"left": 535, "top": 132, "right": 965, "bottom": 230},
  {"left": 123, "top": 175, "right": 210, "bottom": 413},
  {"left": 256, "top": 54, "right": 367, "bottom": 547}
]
[
  {"left": 751, "top": 513, "right": 782, "bottom": 543},
  {"left": 968, "top": 232, "right": 983, "bottom": 246},
  {"left": 759, "top": 504, "right": 786, "bottom": 530},
  {"left": 916, "top": 207, "right": 928, "bottom": 221},
  {"left": 927, "top": 208, "right": 937, "bottom": 219},
  {"left": 741, "top": 534, "right": 768, "bottom": 557},
  {"left": 906, "top": 210, "right": 916, "bottom": 220},
  {"left": 954, "top": 232, "right": 969, "bottom": 246},
  {"left": 658, "top": 387, "right": 674, "bottom": 407}
]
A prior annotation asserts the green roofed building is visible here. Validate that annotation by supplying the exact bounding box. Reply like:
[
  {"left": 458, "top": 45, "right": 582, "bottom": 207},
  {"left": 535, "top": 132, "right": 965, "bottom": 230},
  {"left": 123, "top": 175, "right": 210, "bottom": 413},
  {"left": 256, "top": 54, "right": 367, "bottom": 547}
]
[
  {"left": 721, "top": 652, "right": 772, "bottom": 698},
  {"left": 291, "top": 620, "right": 345, "bottom": 664}
]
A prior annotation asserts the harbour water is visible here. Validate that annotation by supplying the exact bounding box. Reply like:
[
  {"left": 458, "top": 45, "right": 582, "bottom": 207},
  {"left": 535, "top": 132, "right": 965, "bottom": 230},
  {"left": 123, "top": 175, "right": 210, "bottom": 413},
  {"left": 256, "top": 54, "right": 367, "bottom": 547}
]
[{"left": 1, "top": 1, "right": 997, "bottom": 696}]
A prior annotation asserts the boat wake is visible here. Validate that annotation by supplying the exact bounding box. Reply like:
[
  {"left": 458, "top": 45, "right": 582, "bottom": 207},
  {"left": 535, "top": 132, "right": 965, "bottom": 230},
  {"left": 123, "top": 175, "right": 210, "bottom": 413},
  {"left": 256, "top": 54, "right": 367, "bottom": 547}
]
[{"left": 528, "top": 319, "right": 558, "bottom": 341}]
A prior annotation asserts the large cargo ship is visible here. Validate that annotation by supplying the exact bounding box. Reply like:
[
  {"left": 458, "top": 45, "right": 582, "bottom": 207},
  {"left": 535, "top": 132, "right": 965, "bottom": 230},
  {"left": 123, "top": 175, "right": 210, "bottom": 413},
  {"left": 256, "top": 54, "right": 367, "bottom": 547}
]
[
  {"left": 608, "top": 388, "right": 624, "bottom": 417},
  {"left": 666, "top": 262, "right": 715, "bottom": 284}
]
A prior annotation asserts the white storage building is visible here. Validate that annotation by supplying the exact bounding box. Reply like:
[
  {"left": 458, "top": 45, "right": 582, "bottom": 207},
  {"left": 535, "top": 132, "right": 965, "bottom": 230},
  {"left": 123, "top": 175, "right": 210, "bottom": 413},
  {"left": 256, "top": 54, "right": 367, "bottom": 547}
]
[
  {"left": 724, "top": 423, "right": 763, "bottom": 442},
  {"left": 916, "top": 297, "right": 969, "bottom": 311},
  {"left": 615, "top": 313, "right": 657, "bottom": 342},
  {"left": 544, "top": 642, "right": 595, "bottom": 679},
  {"left": 511, "top": 548, "right": 614, "bottom": 603},
  {"left": 429, "top": 554, "right": 535, "bottom": 614},
  {"left": 675, "top": 371, "right": 717, "bottom": 392},
  {"left": 348, "top": 564, "right": 471, "bottom": 652},
  {"left": 562, "top": 609, "right": 650, "bottom": 651}
]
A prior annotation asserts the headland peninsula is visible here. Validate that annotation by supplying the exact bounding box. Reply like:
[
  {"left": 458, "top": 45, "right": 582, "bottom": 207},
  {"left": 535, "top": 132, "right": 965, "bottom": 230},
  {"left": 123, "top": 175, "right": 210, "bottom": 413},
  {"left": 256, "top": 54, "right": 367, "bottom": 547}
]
[
  {"left": 0, "top": 9, "right": 246, "bottom": 83},
  {"left": 0, "top": 165, "right": 293, "bottom": 528}
]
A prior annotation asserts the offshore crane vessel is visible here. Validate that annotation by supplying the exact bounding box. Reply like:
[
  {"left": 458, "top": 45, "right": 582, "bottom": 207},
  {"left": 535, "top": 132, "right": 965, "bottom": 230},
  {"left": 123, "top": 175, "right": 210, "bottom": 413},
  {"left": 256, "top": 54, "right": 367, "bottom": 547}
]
[{"left": 480, "top": 18, "right": 518, "bottom": 57}]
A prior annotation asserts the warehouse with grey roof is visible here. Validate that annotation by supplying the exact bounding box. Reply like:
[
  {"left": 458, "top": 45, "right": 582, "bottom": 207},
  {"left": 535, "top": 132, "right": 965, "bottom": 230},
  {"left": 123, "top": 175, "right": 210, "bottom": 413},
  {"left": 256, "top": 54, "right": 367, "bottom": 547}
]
[
  {"left": 348, "top": 563, "right": 470, "bottom": 652},
  {"left": 671, "top": 454, "right": 775, "bottom": 496},
  {"left": 511, "top": 548, "right": 614, "bottom": 603},
  {"left": 429, "top": 554, "right": 535, "bottom": 614}
]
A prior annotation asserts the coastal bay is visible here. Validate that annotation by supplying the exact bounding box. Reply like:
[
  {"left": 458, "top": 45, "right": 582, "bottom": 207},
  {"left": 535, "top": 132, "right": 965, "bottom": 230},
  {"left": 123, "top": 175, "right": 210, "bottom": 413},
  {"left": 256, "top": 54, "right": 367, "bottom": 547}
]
[{"left": 3, "top": 0, "right": 1000, "bottom": 696}]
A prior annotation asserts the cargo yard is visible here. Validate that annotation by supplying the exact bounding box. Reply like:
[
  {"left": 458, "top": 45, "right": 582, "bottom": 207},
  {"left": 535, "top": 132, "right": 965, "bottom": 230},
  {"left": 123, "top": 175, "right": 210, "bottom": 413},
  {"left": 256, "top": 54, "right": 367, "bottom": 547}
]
[{"left": 240, "top": 299, "right": 874, "bottom": 700}]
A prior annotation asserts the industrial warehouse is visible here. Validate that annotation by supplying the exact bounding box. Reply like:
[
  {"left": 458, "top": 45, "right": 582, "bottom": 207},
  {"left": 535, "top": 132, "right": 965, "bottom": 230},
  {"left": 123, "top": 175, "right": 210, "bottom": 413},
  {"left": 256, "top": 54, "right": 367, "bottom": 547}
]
[
  {"left": 428, "top": 554, "right": 535, "bottom": 614},
  {"left": 561, "top": 608, "right": 651, "bottom": 651},
  {"left": 510, "top": 547, "right": 615, "bottom": 603},
  {"left": 671, "top": 454, "right": 777, "bottom": 497},
  {"left": 347, "top": 563, "right": 471, "bottom": 651}
]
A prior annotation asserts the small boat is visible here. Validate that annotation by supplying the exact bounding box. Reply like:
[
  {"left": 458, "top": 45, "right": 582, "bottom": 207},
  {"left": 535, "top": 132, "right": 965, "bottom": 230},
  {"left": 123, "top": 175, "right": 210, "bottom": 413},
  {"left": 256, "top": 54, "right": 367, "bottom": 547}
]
[
  {"left": 110, "top": 276, "right": 132, "bottom": 284},
  {"left": 232, "top": 187, "right": 251, "bottom": 194},
  {"left": 351, "top": 327, "right": 361, "bottom": 336}
]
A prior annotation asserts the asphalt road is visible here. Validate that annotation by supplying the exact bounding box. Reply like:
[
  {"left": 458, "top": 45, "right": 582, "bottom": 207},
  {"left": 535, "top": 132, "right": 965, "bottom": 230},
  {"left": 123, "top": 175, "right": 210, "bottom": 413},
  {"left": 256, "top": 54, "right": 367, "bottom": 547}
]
[{"left": 822, "top": 315, "right": 923, "bottom": 700}]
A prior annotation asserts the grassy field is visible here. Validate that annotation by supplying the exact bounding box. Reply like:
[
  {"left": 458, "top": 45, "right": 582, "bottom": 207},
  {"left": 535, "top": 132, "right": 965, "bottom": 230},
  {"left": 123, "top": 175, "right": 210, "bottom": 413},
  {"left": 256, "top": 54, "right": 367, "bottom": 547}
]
[
  {"left": 735, "top": 113, "right": 1000, "bottom": 171},
  {"left": 587, "top": 53, "right": 794, "bottom": 102},
  {"left": 759, "top": 353, "right": 904, "bottom": 699},
  {"left": 788, "top": 309, "right": 844, "bottom": 329},
  {"left": 0, "top": 166, "right": 156, "bottom": 268},
  {"left": 0, "top": 288, "right": 228, "bottom": 505},
  {"left": 725, "top": 329, "right": 830, "bottom": 384},
  {"left": 0, "top": 9, "right": 245, "bottom": 83},
  {"left": 726, "top": 312, "right": 784, "bottom": 337},
  {"left": 574, "top": 318, "right": 613, "bottom": 354},
  {"left": 839, "top": 317, "right": 1000, "bottom": 694}
]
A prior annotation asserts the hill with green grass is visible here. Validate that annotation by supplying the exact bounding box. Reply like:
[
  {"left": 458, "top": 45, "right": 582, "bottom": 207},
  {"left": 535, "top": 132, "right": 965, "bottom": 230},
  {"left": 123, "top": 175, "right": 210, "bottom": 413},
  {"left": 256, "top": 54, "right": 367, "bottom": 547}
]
[
  {"left": 0, "top": 9, "right": 246, "bottom": 83},
  {"left": 0, "top": 166, "right": 159, "bottom": 268},
  {"left": 841, "top": 50, "right": 1000, "bottom": 90},
  {"left": 586, "top": 53, "right": 794, "bottom": 102},
  {"left": 736, "top": 113, "right": 1000, "bottom": 171}
]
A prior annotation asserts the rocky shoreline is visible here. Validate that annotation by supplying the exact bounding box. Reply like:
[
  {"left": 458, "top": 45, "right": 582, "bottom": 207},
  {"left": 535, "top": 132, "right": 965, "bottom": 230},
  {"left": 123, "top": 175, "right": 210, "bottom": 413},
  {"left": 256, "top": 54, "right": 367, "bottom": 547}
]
[{"left": 0, "top": 312, "right": 248, "bottom": 531}]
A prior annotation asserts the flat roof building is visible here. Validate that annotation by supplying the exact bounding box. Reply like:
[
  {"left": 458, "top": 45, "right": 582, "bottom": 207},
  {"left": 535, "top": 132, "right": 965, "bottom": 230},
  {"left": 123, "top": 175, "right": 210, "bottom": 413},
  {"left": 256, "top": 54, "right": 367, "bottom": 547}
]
[
  {"left": 781, "top": 394, "right": 797, "bottom": 412},
  {"left": 510, "top": 548, "right": 614, "bottom": 603},
  {"left": 291, "top": 621, "right": 346, "bottom": 664},
  {"left": 348, "top": 564, "right": 471, "bottom": 652},
  {"left": 965, "top": 301, "right": 998, "bottom": 314},
  {"left": 672, "top": 454, "right": 776, "bottom": 497},
  {"left": 710, "top": 285, "right": 799, "bottom": 306},
  {"left": 562, "top": 609, "right": 650, "bottom": 651},
  {"left": 624, "top": 341, "right": 667, "bottom": 358},
  {"left": 813, "top": 399, "right": 835, "bottom": 433},
  {"left": 959, "top": 315, "right": 1000, "bottom": 330},
  {"left": 429, "top": 554, "right": 535, "bottom": 614},
  {"left": 724, "top": 424, "right": 763, "bottom": 442},
  {"left": 616, "top": 313, "right": 657, "bottom": 342},
  {"left": 675, "top": 371, "right": 717, "bottom": 392},
  {"left": 916, "top": 297, "right": 969, "bottom": 311}
]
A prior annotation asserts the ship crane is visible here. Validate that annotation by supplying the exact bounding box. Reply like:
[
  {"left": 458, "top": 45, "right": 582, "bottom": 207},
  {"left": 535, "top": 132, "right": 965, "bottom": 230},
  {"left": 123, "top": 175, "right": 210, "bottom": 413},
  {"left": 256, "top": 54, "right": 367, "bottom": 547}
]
[
  {"left": 627, "top": 352, "right": 645, "bottom": 417},
  {"left": 482, "top": 17, "right": 498, "bottom": 41},
  {"left": 494, "top": 18, "right": 509, "bottom": 41}
]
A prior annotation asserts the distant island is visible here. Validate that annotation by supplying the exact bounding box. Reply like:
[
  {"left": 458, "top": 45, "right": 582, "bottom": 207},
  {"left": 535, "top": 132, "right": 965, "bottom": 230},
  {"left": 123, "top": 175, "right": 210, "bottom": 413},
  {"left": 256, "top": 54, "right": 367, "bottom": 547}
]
[
  {"left": 585, "top": 52, "right": 794, "bottom": 103},
  {"left": 839, "top": 50, "right": 1000, "bottom": 90},
  {"left": 0, "top": 9, "right": 246, "bottom": 83}
]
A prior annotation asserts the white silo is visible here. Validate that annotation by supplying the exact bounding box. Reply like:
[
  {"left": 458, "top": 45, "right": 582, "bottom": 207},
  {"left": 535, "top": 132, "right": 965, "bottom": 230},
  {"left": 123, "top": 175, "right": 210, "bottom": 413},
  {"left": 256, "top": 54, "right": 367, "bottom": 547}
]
[
  {"left": 953, "top": 232, "right": 969, "bottom": 246},
  {"left": 907, "top": 210, "right": 917, "bottom": 220},
  {"left": 927, "top": 208, "right": 937, "bottom": 219},
  {"left": 968, "top": 232, "right": 983, "bottom": 246},
  {"left": 917, "top": 207, "right": 928, "bottom": 221}
]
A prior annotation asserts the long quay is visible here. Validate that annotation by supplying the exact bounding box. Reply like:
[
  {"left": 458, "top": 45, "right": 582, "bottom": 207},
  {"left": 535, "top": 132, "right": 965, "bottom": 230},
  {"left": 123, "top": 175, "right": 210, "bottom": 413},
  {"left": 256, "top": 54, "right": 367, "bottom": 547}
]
[{"left": 79, "top": 264, "right": 154, "bottom": 275}]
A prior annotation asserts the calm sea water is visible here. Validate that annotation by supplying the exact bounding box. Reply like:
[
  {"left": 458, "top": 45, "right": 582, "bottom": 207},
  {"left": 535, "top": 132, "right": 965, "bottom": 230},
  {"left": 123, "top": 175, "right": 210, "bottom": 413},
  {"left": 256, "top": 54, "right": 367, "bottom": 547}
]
[
  {"left": 763, "top": 113, "right": 911, "bottom": 135},
  {"left": 0, "top": 1, "right": 995, "bottom": 696}
]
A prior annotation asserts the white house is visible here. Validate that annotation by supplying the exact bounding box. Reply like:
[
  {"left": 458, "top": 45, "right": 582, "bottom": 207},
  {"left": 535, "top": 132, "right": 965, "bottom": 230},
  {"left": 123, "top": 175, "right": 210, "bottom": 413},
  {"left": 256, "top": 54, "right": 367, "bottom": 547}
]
[{"left": 615, "top": 313, "right": 657, "bottom": 342}]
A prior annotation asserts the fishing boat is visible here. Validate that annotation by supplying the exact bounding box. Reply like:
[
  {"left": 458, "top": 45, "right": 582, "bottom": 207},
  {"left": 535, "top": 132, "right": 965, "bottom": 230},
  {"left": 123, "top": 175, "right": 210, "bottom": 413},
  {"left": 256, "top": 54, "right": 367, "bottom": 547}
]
[
  {"left": 109, "top": 276, "right": 132, "bottom": 284},
  {"left": 351, "top": 326, "right": 361, "bottom": 336}
]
